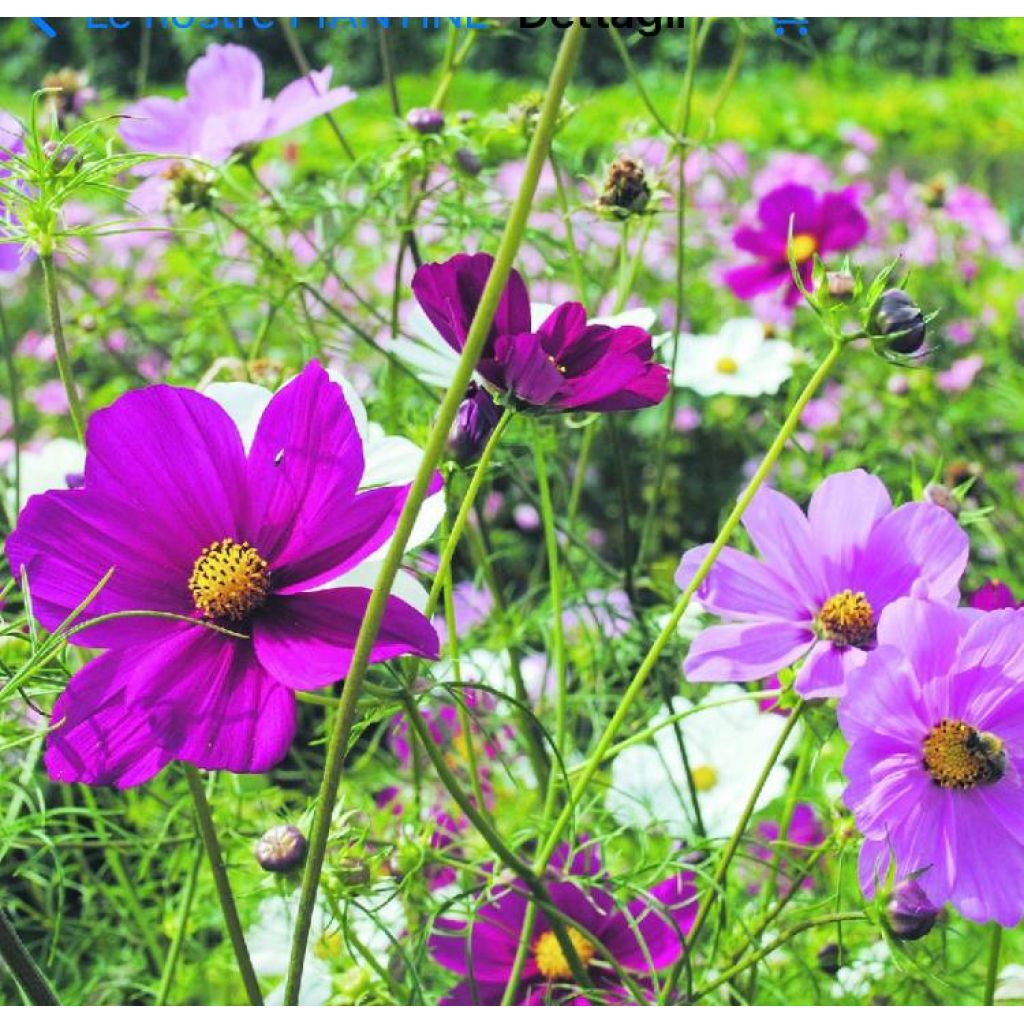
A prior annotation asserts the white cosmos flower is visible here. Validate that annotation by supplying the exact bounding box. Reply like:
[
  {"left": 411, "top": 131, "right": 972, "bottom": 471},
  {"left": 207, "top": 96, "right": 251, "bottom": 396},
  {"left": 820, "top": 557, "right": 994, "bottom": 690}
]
[
  {"left": 205, "top": 373, "right": 443, "bottom": 611},
  {"left": 246, "top": 888, "right": 406, "bottom": 1005},
  {"left": 4, "top": 438, "right": 86, "bottom": 522},
  {"left": 829, "top": 941, "right": 890, "bottom": 1000},
  {"left": 387, "top": 304, "right": 658, "bottom": 390},
  {"left": 672, "top": 318, "right": 795, "bottom": 397},
  {"left": 606, "top": 686, "right": 793, "bottom": 839}
]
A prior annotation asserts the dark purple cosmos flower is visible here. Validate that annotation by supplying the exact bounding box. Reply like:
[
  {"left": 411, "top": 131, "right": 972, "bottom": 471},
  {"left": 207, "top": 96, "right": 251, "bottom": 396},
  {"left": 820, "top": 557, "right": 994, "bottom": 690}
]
[
  {"left": 679, "top": 469, "right": 969, "bottom": 699},
  {"left": 411, "top": 253, "right": 669, "bottom": 412},
  {"left": 724, "top": 183, "right": 869, "bottom": 307},
  {"left": 6, "top": 363, "right": 439, "bottom": 787},
  {"left": 968, "top": 579, "right": 1020, "bottom": 611},
  {"left": 0, "top": 111, "right": 29, "bottom": 273},
  {"left": 430, "top": 842, "right": 696, "bottom": 1005},
  {"left": 121, "top": 43, "right": 355, "bottom": 172},
  {"left": 841, "top": 597, "right": 1024, "bottom": 927}
]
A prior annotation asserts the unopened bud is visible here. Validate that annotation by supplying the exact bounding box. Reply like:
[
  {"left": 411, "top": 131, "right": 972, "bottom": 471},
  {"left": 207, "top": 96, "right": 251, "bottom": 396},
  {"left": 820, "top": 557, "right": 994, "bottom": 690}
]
[
  {"left": 826, "top": 271, "right": 855, "bottom": 300},
  {"left": 447, "top": 384, "right": 500, "bottom": 464},
  {"left": 42, "top": 140, "right": 81, "bottom": 172},
  {"left": 454, "top": 147, "right": 482, "bottom": 176},
  {"left": 872, "top": 289, "right": 926, "bottom": 355},
  {"left": 255, "top": 824, "right": 307, "bottom": 873},
  {"left": 406, "top": 107, "right": 445, "bottom": 135},
  {"left": 598, "top": 157, "right": 651, "bottom": 218},
  {"left": 817, "top": 942, "right": 842, "bottom": 975},
  {"left": 886, "top": 879, "right": 939, "bottom": 941}
]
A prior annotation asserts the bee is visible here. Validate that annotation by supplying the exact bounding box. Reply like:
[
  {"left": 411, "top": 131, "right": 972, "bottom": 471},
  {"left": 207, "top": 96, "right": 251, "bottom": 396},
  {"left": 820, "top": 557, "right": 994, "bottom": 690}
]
[{"left": 965, "top": 730, "right": 1007, "bottom": 785}]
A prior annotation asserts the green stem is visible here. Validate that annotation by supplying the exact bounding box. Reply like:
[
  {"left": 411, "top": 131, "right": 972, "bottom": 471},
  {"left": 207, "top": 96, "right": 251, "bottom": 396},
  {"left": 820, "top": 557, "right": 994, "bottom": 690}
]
[
  {"left": 532, "top": 342, "right": 844, "bottom": 880},
  {"left": 0, "top": 293, "right": 20, "bottom": 520},
  {"left": 39, "top": 252, "right": 85, "bottom": 443},
  {"left": 0, "top": 907, "right": 60, "bottom": 1005},
  {"left": 156, "top": 838, "right": 203, "bottom": 1005},
  {"left": 983, "top": 922, "right": 1002, "bottom": 1006},
  {"left": 425, "top": 407, "right": 514, "bottom": 617},
  {"left": 282, "top": 23, "right": 585, "bottom": 1005},
  {"left": 689, "top": 913, "right": 865, "bottom": 1004},
  {"left": 183, "top": 765, "right": 263, "bottom": 1006}
]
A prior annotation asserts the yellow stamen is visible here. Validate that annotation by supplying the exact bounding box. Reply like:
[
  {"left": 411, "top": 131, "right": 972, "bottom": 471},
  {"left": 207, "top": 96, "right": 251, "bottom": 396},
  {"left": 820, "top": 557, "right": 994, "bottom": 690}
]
[
  {"left": 188, "top": 539, "right": 270, "bottom": 622},
  {"left": 817, "top": 590, "right": 875, "bottom": 648},
  {"left": 922, "top": 719, "right": 1006, "bottom": 789},
  {"left": 715, "top": 356, "right": 739, "bottom": 375},
  {"left": 691, "top": 765, "right": 718, "bottom": 791},
  {"left": 790, "top": 233, "right": 818, "bottom": 263},
  {"left": 533, "top": 927, "right": 595, "bottom": 981}
]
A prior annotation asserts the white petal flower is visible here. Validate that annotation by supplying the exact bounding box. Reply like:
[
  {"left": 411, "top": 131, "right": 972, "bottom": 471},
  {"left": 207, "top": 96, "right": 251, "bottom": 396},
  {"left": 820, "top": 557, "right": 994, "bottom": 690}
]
[
  {"left": 606, "top": 685, "right": 793, "bottom": 839},
  {"left": 5, "top": 438, "right": 86, "bottom": 522},
  {"left": 673, "top": 318, "right": 795, "bottom": 397}
]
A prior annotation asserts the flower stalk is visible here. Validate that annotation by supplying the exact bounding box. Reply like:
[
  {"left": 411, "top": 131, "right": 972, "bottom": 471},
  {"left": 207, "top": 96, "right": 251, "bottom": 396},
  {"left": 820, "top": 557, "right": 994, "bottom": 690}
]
[
  {"left": 39, "top": 251, "right": 85, "bottom": 442},
  {"left": 0, "top": 907, "right": 60, "bottom": 1005},
  {"left": 282, "top": 22, "right": 585, "bottom": 1004}
]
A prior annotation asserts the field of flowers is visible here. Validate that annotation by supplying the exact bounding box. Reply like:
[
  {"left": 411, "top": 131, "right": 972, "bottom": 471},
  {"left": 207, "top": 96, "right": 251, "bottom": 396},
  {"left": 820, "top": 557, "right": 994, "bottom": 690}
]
[{"left": 2, "top": 16, "right": 1024, "bottom": 1008}]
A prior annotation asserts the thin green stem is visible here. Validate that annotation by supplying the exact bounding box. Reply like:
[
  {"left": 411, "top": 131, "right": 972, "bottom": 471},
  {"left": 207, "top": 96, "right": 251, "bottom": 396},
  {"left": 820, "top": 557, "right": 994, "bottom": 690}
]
[
  {"left": 0, "top": 293, "right": 20, "bottom": 519},
  {"left": 533, "top": 342, "right": 844, "bottom": 880},
  {"left": 183, "top": 765, "right": 263, "bottom": 1006},
  {"left": 983, "top": 923, "right": 1002, "bottom": 1006},
  {"left": 0, "top": 907, "right": 60, "bottom": 1005},
  {"left": 39, "top": 252, "right": 85, "bottom": 442},
  {"left": 282, "top": 23, "right": 585, "bottom": 1005},
  {"left": 156, "top": 838, "right": 203, "bottom": 1005},
  {"left": 426, "top": 407, "right": 514, "bottom": 618}
]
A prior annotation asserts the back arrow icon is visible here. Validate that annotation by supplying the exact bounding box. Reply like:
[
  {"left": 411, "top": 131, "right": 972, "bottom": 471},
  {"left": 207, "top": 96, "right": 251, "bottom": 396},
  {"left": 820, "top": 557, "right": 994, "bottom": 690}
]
[{"left": 30, "top": 18, "right": 57, "bottom": 38}]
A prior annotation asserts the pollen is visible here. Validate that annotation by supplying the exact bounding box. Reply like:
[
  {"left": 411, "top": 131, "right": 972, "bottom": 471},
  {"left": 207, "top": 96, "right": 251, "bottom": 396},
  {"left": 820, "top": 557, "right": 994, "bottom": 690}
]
[
  {"left": 790, "top": 232, "right": 818, "bottom": 263},
  {"left": 546, "top": 353, "right": 567, "bottom": 375},
  {"left": 188, "top": 539, "right": 270, "bottom": 622},
  {"left": 533, "top": 927, "right": 596, "bottom": 981},
  {"left": 922, "top": 719, "right": 1006, "bottom": 789},
  {"left": 817, "top": 590, "right": 875, "bottom": 648}
]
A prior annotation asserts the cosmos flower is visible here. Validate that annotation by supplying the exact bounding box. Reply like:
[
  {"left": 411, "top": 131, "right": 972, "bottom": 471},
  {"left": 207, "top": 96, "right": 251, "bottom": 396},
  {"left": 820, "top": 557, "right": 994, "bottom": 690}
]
[
  {"left": 968, "top": 579, "right": 1019, "bottom": 611},
  {"left": 0, "top": 111, "right": 29, "bottom": 272},
  {"left": 724, "top": 184, "right": 868, "bottom": 307},
  {"left": 429, "top": 842, "right": 697, "bottom": 1005},
  {"left": 748, "top": 803, "right": 826, "bottom": 895},
  {"left": 122, "top": 44, "right": 356, "bottom": 169},
  {"left": 679, "top": 469, "right": 969, "bottom": 698},
  {"left": 672, "top": 318, "right": 795, "bottom": 397},
  {"left": 408, "top": 253, "right": 669, "bottom": 412},
  {"left": 6, "top": 363, "right": 440, "bottom": 787},
  {"left": 841, "top": 597, "right": 1024, "bottom": 927},
  {"left": 606, "top": 687, "right": 793, "bottom": 838}
]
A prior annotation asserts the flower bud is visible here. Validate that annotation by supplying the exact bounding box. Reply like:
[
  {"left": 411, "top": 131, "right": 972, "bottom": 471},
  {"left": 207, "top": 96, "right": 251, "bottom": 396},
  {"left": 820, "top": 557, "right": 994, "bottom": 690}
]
[
  {"left": 406, "top": 107, "right": 445, "bottom": 135},
  {"left": 598, "top": 157, "right": 651, "bottom": 218},
  {"left": 42, "top": 140, "right": 81, "bottom": 172},
  {"left": 923, "top": 482, "right": 960, "bottom": 517},
  {"left": 825, "top": 271, "right": 855, "bottom": 300},
  {"left": 872, "top": 289, "right": 926, "bottom": 355},
  {"left": 447, "top": 384, "right": 500, "bottom": 464},
  {"left": 255, "top": 824, "right": 307, "bottom": 873},
  {"left": 886, "top": 878, "right": 939, "bottom": 940},
  {"left": 817, "top": 942, "right": 842, "bottom": 975},
  {"left": 454, "top": 147, "right": 482, "bottom": 177}
]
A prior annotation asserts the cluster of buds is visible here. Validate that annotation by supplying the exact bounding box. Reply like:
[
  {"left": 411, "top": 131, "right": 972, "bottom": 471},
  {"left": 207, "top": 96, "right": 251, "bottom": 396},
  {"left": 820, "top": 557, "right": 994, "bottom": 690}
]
[{"left": 597, "top": 156, "right": 652, "bottom": 219}]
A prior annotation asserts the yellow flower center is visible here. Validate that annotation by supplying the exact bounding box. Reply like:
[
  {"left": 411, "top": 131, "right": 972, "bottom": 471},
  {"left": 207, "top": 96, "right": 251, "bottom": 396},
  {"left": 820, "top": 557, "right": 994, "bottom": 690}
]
[
  {"left": 691, "top": 765, "right": 718, "bottom": 791},
  {"left": 922, "top": 719, "right": 1006, "bottom": 790},
  {"left": 715, "top": 356, "right": 740, "bottom": 375},
  {"left": 790, "top": 233, "right": 818, "bottom": 263},
  {"left": 817, "top": 590, "right": 875, "bottom": 648},
  {"left": 188, "top": 539, "right": 270, "bottom": 622},
  {"left": 533, "top": 927, "right": 596, "bottom": 981}
]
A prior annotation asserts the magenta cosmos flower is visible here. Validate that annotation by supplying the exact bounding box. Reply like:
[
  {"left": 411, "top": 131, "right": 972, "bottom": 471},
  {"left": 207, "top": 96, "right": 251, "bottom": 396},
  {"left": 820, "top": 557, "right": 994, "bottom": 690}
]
[
  {"left": 430, "top": 842, "right": 696, "bottom": 1005},
  {"left": 841, "top": 597, "right": 1024, "bottom": 927},
  {"left": 5, "top": 363, "right": 439, "bottom": 787},
  {"left": 411, "top": 253, "right": 669, "bottom": 412},
  {"left": 678, "top": 469, "right": 969, "bottom": 698},
  {"left": 121, "top": 43, "right": 355, "bottom": 170},
  {"left": 724, "top": 183, "right": 868, "bottom": 306}
]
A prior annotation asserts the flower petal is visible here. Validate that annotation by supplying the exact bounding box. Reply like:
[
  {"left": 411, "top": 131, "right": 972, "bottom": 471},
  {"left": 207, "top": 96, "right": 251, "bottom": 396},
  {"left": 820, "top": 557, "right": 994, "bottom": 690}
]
[{"left": 684, "top": 621, "right": 814, "bottom": 682}]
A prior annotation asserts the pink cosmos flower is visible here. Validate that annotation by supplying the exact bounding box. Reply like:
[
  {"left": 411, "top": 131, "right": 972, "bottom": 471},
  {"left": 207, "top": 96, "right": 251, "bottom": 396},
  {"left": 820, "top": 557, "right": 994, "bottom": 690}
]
[
  {"left": 679, "top": 469, "right": 969, "bottom": 699},
  {"left": 724, "top": 184, "right": 869, "bottom": 307},
  {"left": 121, "top": 43, "right": 355, "bottom": 208},
  {"left": 6, "top": 363, "right": 439, "bottom": 787},
  {"left": 842, "top": 598, "right": 1024, "bottom": 926},
  {"left": 936, "top": 355, "right": 983, "bottom": 394},
  {"left": 968, "top": 579, "right": 1019, "bottom": 611},
  {"left": 430, "top": 842, "right": 697, "bottom": 1005}
]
